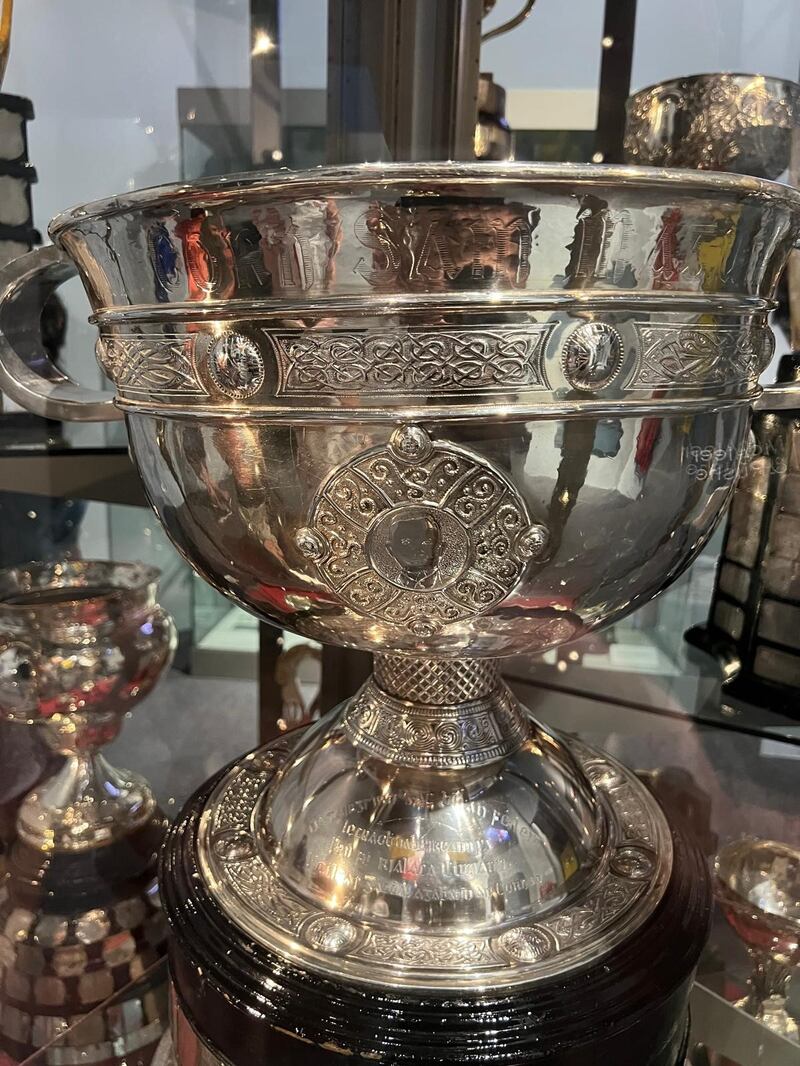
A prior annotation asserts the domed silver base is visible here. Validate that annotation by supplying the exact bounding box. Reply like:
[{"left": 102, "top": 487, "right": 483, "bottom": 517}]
[{"left": 197, "top": 655, "right": 671, "bottom": 992}]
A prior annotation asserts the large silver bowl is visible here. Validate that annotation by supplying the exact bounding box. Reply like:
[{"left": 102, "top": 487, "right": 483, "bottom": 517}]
[
  {"left": 1, "top": 163, "right": 797, "bottom": 659},
  {"left": 1, "top": 163, "right": 799, "bottom": 1016}
]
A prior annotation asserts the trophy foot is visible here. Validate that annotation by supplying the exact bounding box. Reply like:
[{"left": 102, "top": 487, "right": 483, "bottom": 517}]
[
  {"left": 17, "top": 751, "right": 157, "bottom": 852},
  {"left": 160, "top": 653, "right": 711, "bottom": 1064}
]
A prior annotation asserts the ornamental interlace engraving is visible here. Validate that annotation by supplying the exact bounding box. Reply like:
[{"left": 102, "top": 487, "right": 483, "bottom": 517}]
[
  {"left": 294, "top": 425, "right": 549, "bottom": 636},
  {"left": 344, "top": 677, "right": 528, "bottom": 769},
  {"left": 633, "top": 322, "right": 770, "bottom": 389},
  {"left": 269, "top": 326, "right": 552, "bottom": 396},
  {"left": 96, "top": 334, "right": 205, "bottom": 396}
]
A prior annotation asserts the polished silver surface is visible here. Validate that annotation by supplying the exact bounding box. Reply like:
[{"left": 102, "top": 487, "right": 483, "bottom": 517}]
[
  {"left": 123, "top": 405, "right": 747, "bottom": 657},
  {"left": 343, "top": 656, "right": 529, "bottom": 768},
  {"left": 0, "top": 560, "right": 176, "bottom": 850},
  {"left": 625, "top": 74, "right": 800, "bottom": 180},
  {"left": 0, "top": 163, "right": 786, "bottom": 654},
  {"left": 0, "top": 162, "right": 797, "bottom": 992},
  {"left": 715, "top": 838, "right": 800, "bottom": 1041},
  {"left": 199, "top": 710, "right": 670, "bottom": 990}
]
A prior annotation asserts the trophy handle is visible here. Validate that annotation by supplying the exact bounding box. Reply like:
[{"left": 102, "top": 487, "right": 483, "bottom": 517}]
[{"left": 0, "top": 244, "right": 121, "bottom": 421}]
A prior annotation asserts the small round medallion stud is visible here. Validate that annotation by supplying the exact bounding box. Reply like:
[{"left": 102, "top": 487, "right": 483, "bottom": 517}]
[
  {"left": 562, "top": 322, "right": 624, "bottom": 392},
  {"left": 295, "top": 526, "right": 326, "bottom": 561},
  {"left": 611, "top": 844, "right": 656, "bottom": 881},
  {"left": 516, "top": 523, "right": 549, "bottom": 560},
  {"left": 212, "top": 829, "right": 256, "bottom": 864},
  {"left": 304, "top": 915, "right": 358, "bottom": 955},
  {"left": 207, "top": 332, "right": 265, "bottom": 399},
  {"left": 496, "top": 924, "right": 555, "bottom": 964},
  {"left": 389, "top": 424, "right": 433, "bottom": 463}
]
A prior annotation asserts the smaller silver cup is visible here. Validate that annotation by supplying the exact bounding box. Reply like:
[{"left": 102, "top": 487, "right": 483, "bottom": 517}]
[
  {"left": 624, "top": 73, "right": 800, "bottom": 180},
  {"left": 715, "top": 837, "right": 800, "bottom": 1041},
  {"left": 0, "top": 560, "right": 176, "bottom": 851}
]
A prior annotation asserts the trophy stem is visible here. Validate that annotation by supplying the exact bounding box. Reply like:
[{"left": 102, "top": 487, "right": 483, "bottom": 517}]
[
  {"left": 16, "top": 750, "right": 156, "bottom": 852},
  {"left": 738, "top": 952, "right": 798, "bottom": 1039},
  {"left": 342, "top": 654, "right": 529, "bottom": 769}
]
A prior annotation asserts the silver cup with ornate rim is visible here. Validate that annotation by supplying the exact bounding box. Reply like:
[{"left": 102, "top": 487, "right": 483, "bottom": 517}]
[
  {"left": 0, "top": 560, "right": 176, "bottom": 851},
  {"left": 0, "top": 163, "right": 797, "bottom": 1057},
  {"left": 624, "top": 73, "right": 800, "bottom": 180}
]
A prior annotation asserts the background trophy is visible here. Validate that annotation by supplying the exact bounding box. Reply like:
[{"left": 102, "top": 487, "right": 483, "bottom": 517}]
[
  {"left": 0, "top": 162, "right": 798, "bottom": 1064},
  {"left": 0, "top": 559, "right": 175, "bottom": 1062},
  {"left": 625, "top": 74, "right": 800, "bottom": 711},
  {"left": 0, "top": 559, "right": 176, "bottom": 851},
  {"left": 624, "top": 73, "right": 800, "bottom": 180},
  {"left": 716, "top": 838, "right": 800, "bottom": 1040}
]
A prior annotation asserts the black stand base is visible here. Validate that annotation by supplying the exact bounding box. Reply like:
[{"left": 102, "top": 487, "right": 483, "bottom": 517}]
[{"left": 161, "top": 757, "right": 711, "bottom": 1066}]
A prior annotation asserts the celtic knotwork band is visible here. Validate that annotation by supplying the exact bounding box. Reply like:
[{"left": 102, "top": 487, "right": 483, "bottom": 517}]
[
  {"left": 294, "top": 425, "right": 549, "bottom": 636},
  {"left": 270, "top": 326, "right": 552, "bottom": 395},
  {"left": 344, "top": 672, "right": 527, "bottom": 769},
  {"left": 96, "top": 320, "right": 770, "bottom": 405}
]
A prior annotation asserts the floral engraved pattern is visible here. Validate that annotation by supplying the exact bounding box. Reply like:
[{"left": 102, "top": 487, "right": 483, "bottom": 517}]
[
  {"left": 96, "top": 334, "right": 205, "bottom": 397},
  {"left": 269, "top": 326, "right": 552, "bottom": 396},
  {"left": 632, "top": 322, "right": 770, "bottom": 389},
  {"left": 295, "top": 426, "right": 547, "bottom": 636}
]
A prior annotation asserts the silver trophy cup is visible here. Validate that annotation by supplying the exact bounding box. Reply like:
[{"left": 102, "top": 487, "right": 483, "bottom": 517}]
[
  {"left": 0, "top": 559, "right": 175, "bottom": 851},
  {"left": 624, "top": 73, "right": 800, "bottom": 180},
  {"left": 0, "top": 163, "right": 797, "bottom": 1063}
]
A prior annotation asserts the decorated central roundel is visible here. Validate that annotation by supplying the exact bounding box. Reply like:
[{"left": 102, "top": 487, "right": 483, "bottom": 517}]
[{"left": 295, "top": 425, "right": 548, "bottom": 637}]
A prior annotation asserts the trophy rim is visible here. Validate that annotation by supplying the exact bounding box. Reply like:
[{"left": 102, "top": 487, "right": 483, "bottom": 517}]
[
  {"left": 48, "top": 160, "right": 800, "bottom": 239},
  {"left": 628, "top": 70, "right": 800, "bottom": 105},
  {"left": 0, "top": 558, "right": 161, "bottom": 610}
]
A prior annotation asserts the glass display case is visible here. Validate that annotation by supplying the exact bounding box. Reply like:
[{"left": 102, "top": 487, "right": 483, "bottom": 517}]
[{"left": 0, "top": 2, "right": 798, "bottom": 1065}]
